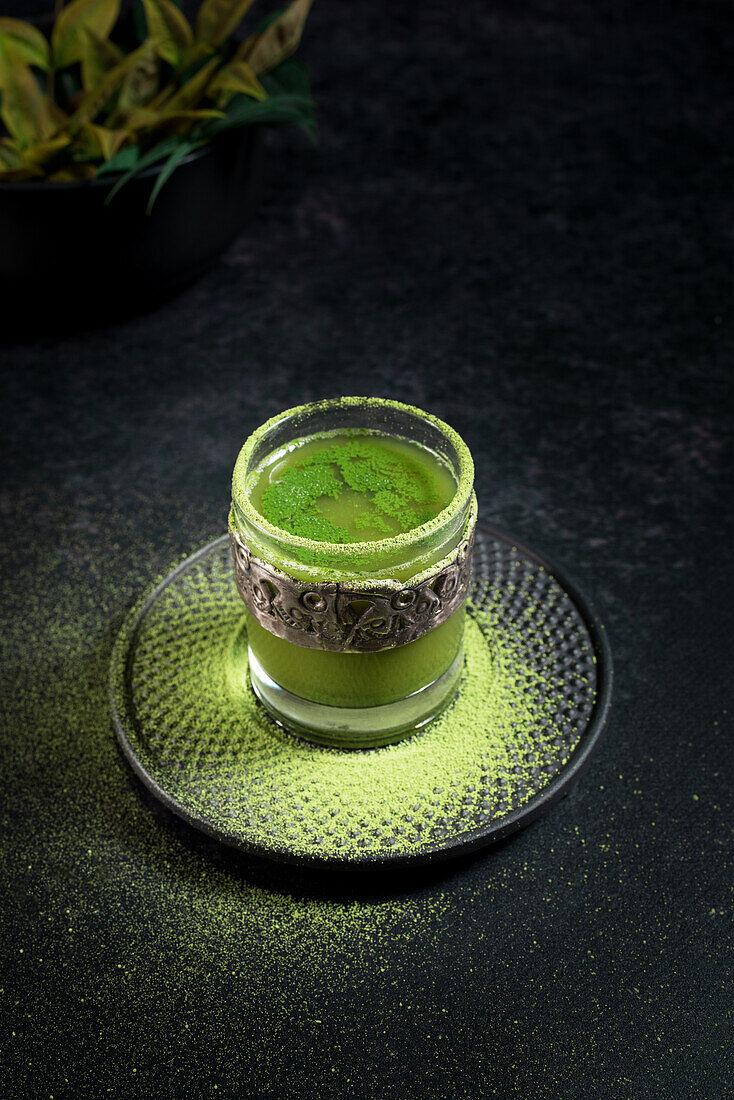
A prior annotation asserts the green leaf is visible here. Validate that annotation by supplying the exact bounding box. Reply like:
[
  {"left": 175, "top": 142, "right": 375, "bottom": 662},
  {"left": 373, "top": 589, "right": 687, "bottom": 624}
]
[
  {"left": 96, "top": 141, "right": 142, "bottom": 174},
  {"left": 201, "top": 88, "right": 315, "bottom": 142},
  {"left": 260, "top": 56, "right": 309, "bottom": 97},
  {"left": 145, "top": 137, "right": 202, "bottom": 212},
  {"left": 52, "top": 0, "right": 121, "bottom": 69},
  {"left": 67, "top": 39, "right": 158, "bottom": 131},
  {"left": 141, "top": 0, "right": 193, "bottom": 68},
  {"left": 243, "top": 0, "right": 313, "bottom": 76},
  {"left": 0, "top": 37, "right": 57, "bottom": 148},
  {"left": 0, "top": 19, "right": 50, "bottom": 71},
  {"left": 200, "top": 56, "right": 315, "bottom": 141},
  {"left": 195, "top": 0, "right": 257, "bottom": 49},
  {"left": 101, "top": 132, "right": 182, "bottom": 197},
  {"left": 131, "top": 0, "right": 148, "bottom": 45},
  {"left": 251, "top": 10, "right": 285, "bottom": 35}
]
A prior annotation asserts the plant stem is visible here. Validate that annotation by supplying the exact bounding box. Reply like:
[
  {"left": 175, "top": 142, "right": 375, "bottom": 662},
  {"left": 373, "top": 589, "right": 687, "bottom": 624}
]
[{"left": 46, "top": 0, "right": 64, "bottom": 100}]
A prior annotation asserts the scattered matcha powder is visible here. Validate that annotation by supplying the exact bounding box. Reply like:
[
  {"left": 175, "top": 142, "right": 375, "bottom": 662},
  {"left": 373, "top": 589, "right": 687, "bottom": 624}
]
[{"left": 2, "top": 512, "right": 471, "bottom": 1096}]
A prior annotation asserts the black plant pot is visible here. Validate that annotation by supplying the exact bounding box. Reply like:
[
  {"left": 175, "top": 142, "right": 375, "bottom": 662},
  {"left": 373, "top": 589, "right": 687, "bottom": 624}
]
[{"left": 0, "top": 126, "right": 263, "bottom": 334}]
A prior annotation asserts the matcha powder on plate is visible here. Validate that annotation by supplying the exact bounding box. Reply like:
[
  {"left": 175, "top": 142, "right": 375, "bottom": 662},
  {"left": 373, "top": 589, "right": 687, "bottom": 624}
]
[{"left": 111, "top": 532, "right": 599, "bottom": 864}]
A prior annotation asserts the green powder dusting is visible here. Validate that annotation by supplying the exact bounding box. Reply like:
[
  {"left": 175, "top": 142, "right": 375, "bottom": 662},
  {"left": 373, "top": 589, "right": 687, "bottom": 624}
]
[
  {"left": 2, "top": 508, "right": 469, "bottom": 1096},
  {"left": 112, "top": 537, "right": 598, "bottom": 863},
  {"left": 249, "top": 431, "right": 455, "bottom": 543}
]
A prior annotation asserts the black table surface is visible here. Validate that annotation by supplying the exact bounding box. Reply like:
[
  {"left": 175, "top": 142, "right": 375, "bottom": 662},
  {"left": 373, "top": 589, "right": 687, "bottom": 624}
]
[{"left": 2, "top": 1, "right": 732, "bottom": 1097}]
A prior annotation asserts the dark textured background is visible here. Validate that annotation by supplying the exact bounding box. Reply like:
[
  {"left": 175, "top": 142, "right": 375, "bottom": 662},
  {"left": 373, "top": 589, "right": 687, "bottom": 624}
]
[{"left": 1, "top": 1, "right": 733, "bottom": 1097}]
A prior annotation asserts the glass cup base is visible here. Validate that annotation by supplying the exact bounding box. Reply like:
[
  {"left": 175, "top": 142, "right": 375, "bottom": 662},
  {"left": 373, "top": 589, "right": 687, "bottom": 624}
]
[{"left": 248, "top": 645, "right": 464, "bottom": 749}]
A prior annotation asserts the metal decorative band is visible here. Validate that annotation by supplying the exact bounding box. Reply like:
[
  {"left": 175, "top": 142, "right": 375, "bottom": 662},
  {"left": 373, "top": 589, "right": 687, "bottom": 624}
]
[{"left": 230, "top": 523, "right": 475, "bottom": 653}]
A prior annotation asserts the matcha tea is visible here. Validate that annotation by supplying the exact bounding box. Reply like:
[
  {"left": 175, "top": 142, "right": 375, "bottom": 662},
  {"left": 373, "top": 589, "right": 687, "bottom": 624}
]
[
  {"left": 231, "top": 398, "right": 476, "bottom": 745},
  {"left": 248, "top": 430, "right": 456, "bottom": 543},
  {"left": 242, "top": 430, "right": 465, "bottom": 726},
  {"left": 245, "top": 605, "right": 466, "bottom": 712}
]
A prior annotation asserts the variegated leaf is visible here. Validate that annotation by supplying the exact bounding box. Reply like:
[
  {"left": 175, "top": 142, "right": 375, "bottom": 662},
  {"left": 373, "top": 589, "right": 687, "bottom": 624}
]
[
  {"left": 117, "top": 48, "right": 159, "bottom": 109},
  {"left": 14, "top": 135, "right": 70, "bottom": 175},
  {"left": 163, "top": 55, "right": 220, "bottom": 111},
  {"left": 0, "top": 37, "right": 57, "bottom": 148},
  {"left": 80, "top": 28, "right": 123, "bottom": 92},
  {"left": 118, "top": 104, "right": 222, "bottom": 134},
  {"left": 0, "top": 19, "right": 50, "bottom": 72},
  {"left": 21, "top": 135, "right": 71, "bottom": 167},
  {"left": 0, "top": 164, "right": 43, "bottom": 179},
  {"left": 52, "top": 0, "right": 121, "bottom": 70},
  {"left": 48, "top": 162, "right": 98, "bottom": 181},
  {"left": 141, "top": 0, "right": 193, "bottom": 68},
  {"left": 67, "top": 39, "right": 158, "bottom": 131},
  {"left": 77, "top": 121, "right": 130, "bottom": 159},
  {"left": 209, "top": 58, "right": 265, "bottom": 106},
  {"left": 195, "top": 0, "right": 257, "bottom": 48},
  {"left": 243, "top": 0, "right": 313, "bottom": 76}
]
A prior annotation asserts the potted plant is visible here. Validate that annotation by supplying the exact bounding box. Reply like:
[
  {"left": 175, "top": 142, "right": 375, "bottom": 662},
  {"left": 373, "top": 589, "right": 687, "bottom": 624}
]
[{"left": 0, "top": 0, "right": 316, "bottom": 327}]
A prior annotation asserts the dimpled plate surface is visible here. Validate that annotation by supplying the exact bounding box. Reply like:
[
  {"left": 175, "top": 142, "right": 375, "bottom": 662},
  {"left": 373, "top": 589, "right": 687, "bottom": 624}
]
[{"left": 110, "top": 528, "right": 612, "bottom": 866}]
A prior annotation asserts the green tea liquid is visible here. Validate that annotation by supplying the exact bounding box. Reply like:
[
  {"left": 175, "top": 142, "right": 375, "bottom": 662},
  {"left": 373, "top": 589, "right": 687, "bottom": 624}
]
[
  {"left": 245, "top": 430, "right": 465, "bottom": 711},
  {"left": 249, "top": 430, "right": 456, "bottom": 544}
]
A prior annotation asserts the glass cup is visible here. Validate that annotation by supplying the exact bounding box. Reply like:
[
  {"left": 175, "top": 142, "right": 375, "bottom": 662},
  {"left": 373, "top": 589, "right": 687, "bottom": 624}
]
[{"left": 229, "top": 397, "right": 477, "bottom": 748}]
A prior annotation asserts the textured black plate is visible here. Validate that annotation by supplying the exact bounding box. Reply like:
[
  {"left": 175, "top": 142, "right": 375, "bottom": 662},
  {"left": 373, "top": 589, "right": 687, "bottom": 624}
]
[{"left": 110, "top": 527, "right": 612, "bottom": 867}]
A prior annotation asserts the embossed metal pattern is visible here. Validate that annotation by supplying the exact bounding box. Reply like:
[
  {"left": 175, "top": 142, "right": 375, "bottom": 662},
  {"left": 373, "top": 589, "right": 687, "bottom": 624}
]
[
  {"left": 110, "top": 527, "right": 613, "bottom": 867},
  {"left": 229, "top": 522, "right": 476, "bottom": 652}
]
